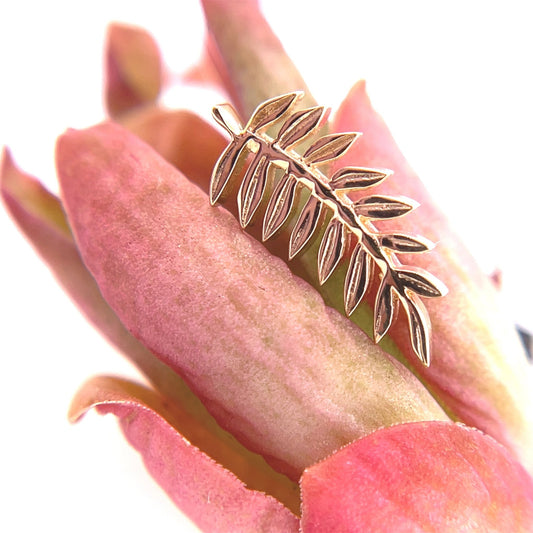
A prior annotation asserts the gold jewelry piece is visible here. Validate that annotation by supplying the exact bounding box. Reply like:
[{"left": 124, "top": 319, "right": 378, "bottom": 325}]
[{"left": 210, "top": 92, "right": 447, "bottom": 366}]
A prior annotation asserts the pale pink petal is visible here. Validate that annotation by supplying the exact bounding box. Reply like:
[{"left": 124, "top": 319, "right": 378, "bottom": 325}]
[
  {"left": 301, "top": 421, "right": 533, "bottom": 532},
  {"left": 330, "top": 81, "right": 533, "bottom": 472},
  {"left": 57, "top": 122, "right": 448, "bottom": 480},
  {"left": 70, "top": 376, "right": 299, "bottom": 532},
  {"left": 105, "top": 23, "right": 163, "bottom": 117},
  {"left": 200, "top": 0, "right": 315, "bottom": 118}
]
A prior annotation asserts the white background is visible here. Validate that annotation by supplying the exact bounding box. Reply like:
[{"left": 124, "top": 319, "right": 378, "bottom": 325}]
[{"left": 1, "top": 1, "right": 531, "bottom": 531}]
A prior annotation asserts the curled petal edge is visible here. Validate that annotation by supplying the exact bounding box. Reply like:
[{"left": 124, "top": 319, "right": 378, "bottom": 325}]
[{"left": 69, "top": 376, "right": 299, "bottom": 532}]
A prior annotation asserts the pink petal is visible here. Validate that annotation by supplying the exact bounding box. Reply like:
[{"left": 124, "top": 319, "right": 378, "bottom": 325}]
[
  {"left": 105, "top": 23, "right": 163, "bottom": 117},
  {"left": 70, "top": 376, "right": 298, "bottom": 532},
  {"left": 300, "top": 421, "right": 533, "bottom": 532},
  {"left": 200, "top": 0, "right": 315, "bottom": 118},
  {"left": 0, "top": 148, "right": 195, "bottom": 411},
  {"left": 56, "top": 122, "right": 448, "bottom": 479},
  {"left": 120, "top": 107, "right": 226, "bottom": 191},
  {"left": 331, "top": 81, "right": 533, "bottom": 471}
]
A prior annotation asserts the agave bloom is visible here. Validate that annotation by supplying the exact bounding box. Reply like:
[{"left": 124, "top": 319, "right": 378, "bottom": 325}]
[{"left": 2, "top": 1, "right": 533, "bottom": 531}]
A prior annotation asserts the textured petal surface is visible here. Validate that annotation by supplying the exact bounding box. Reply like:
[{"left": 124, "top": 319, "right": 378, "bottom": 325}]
[
  {"left": 200, "top": 0, "right": 315, "bottom": 118},
  {"left": 70, "top": 376, "right": 298, "bottom": 533},
  {"left": 300, "top": 421, "right": 533, "bottom": 532},
  {"left": 105, "top": 23, "right": 162, "bottom": 117},
  {"left": 332, "top": 81, "right": 533, "bottom": 471},
  {"left": 57, "top": 122, "right": 448, "bottom": 479}
]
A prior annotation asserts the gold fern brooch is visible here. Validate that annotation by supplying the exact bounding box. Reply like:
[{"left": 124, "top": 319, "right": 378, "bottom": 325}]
[{"left": 209, "top": 92, "right": 447, "bottom": 367}]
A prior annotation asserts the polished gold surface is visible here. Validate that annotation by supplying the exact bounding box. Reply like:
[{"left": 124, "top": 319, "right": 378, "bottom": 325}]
[{"left": 210, "top": 92, "right": 447, "bottom": 366}]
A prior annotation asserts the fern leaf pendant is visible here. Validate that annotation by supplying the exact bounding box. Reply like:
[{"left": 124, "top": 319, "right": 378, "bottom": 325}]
[{"left": 209, "top": 92, "right": 447, "bottom": 367}]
